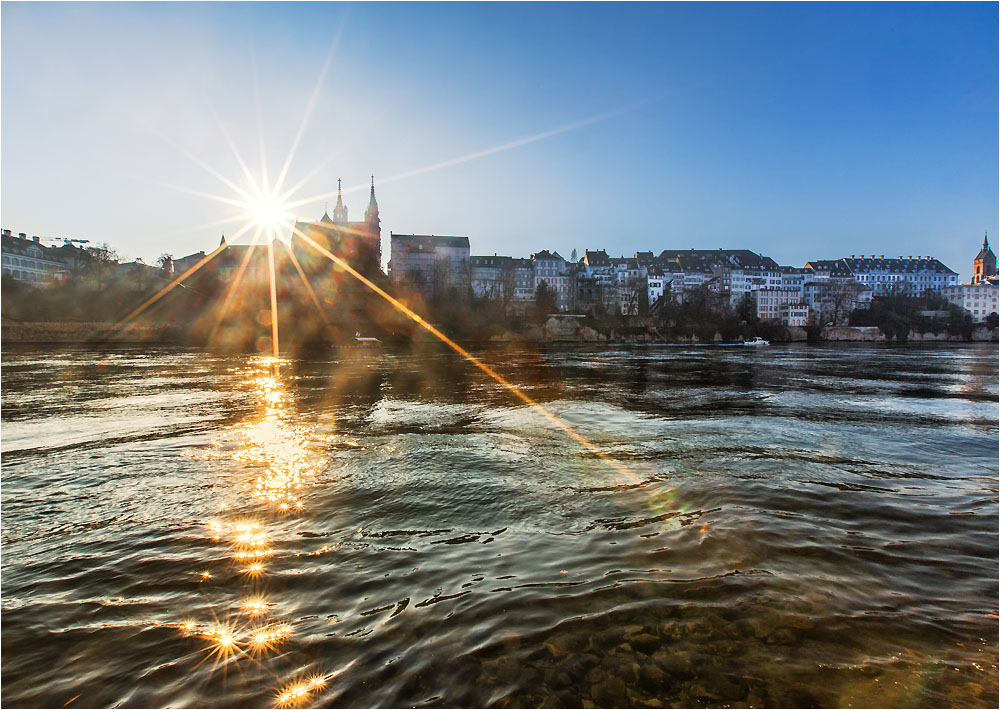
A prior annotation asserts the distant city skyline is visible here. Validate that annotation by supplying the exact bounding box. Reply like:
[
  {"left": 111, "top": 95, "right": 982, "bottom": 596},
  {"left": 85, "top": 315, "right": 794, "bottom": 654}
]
[{"left": 2, "top": 2, "right": 997, "bottom": 282}]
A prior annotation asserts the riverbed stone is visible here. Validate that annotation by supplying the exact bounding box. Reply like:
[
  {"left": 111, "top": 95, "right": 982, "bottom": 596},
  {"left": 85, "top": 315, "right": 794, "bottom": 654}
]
[
  {"left": 638, "top": 661, "right": 667, "bottom": 692},
  {"left": 628, "top": 633, "right": 661, "bottom": 655},
  {"left": 653, "top": 649, "right": 693, "bottom": 678},
  {"left": 591, "top": 675, "right": 628, "bottom": 707}
]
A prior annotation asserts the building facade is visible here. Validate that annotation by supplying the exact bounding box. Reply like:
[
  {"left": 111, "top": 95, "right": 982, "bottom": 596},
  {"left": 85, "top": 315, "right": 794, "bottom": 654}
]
[
  {"left": 940, "top": 283, "right": 999, "bottom": 323},
  {"left": 807, "top": 255, "right": 959, "bottom": 295},
  {"left": 1, "top": 230, "right": 72, "bottom": 283},
  {"left": 388, "top": 233, "right": 471, "bottom": 295},
  {"left": 753, "top": 287, "right": 806, "bottom": 323},
  {"left": 532, "top": 250, "right": 572, "bottom": 311},
  {"left": 803, "top": 279, "right": 873, "bottom": 325},
  {"left": 470, "top": 255, "right": 513, "bottom": 301}
]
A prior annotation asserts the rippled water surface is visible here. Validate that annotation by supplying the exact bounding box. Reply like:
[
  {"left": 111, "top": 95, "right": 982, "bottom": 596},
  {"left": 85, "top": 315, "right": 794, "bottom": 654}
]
[{"left": 2, "top": 344, "right": 997, "bottom": 708}]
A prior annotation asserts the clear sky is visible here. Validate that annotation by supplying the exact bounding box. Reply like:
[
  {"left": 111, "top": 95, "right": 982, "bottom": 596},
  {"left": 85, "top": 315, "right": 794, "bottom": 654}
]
[{"left": 2, "top": 2, "right": 997, "bottom": 281}]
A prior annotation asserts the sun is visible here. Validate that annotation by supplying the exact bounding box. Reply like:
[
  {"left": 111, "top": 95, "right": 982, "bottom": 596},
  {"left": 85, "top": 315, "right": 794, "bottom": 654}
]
[{"left": 245, "top": 189, "right": 293, "bottom": 242}]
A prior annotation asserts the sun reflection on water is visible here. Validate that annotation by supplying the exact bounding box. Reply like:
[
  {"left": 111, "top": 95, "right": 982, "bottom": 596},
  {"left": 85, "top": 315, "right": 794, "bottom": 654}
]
[
  {"left": 193, "top": 358, "right": 329, "bottom": 511},
  {"left": 176, "top": 358, "right": 331, "bottom": 698}
]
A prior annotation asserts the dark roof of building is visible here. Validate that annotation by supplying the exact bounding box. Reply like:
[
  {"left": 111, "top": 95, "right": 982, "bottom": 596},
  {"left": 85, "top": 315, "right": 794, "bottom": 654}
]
[
  {"left": 611, "top": 257, "right": 639, "bottom": 268},
  {"left": 470, "top": 255, "right": 512, "bottom": 266},
  {"left": 657, "top": 249, "right": 779, "bottom": 270},
  {"left": 1, "top": 233, "right": 71, "bottom": 265},
  {"left": 532, "top": 250, "right": 565, "bottom": 262},
  {"left": 391, "top": 234, "right": 470, "bottom": 251},
  {"left": 814, "top": 256, "right": 958, "bottom": 275},
  {"left": 805, "top": 259, "right": 855, "bottom": 276},
  {"left": 678, "top": 262, "right": 715, "bottom": 274},
  {"left": 584, "top": 249, "right": 610, "bottom": 266}
]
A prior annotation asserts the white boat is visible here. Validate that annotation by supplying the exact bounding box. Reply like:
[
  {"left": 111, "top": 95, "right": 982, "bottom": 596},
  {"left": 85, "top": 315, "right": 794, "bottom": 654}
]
[
  {"left": 743, "top": 336, "right": 769, "bottom": 347},
  {"left": 354, "top": 331, "right": 382, "bottom": 344}
]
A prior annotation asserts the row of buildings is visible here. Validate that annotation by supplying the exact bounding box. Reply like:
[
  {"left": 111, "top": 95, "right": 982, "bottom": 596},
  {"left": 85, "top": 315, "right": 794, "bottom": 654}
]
[
  {"left": 388, "top": 231, "right": 998, "bottom": 324},
  {"left": 5, "top": 180, "right": 998, "bottom": 326}
]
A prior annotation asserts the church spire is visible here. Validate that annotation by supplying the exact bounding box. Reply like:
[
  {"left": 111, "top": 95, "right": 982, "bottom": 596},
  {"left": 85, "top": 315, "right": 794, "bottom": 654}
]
[
  {"left": 332, "top": 178, "right": 349, "bottom": 222},
  {"left": 365, "top": 175, "right": 379, "bottom": 223},
  {"left": 984, "top": 232, "right": 990, "bottom": 250}
]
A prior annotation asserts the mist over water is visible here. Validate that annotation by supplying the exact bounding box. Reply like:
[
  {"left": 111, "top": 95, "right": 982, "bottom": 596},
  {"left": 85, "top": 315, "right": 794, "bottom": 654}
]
[{"left": 2, "top": 344, "right": 997, "bottom": 708}]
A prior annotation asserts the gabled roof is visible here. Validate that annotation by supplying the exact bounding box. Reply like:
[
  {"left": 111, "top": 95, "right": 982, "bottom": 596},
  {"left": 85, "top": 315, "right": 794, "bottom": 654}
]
[
  {"left": 805, "top": 259, "right": 855, "bottom": 277},
  {"left": 532, "top": 250, "right": 565, "bottom": 262},
  {"left": 584, "top": 249, "right": 610, "bottom": 266}
]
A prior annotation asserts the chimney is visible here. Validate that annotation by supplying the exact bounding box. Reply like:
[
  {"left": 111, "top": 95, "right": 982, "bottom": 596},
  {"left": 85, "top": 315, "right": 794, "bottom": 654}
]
[
  {"left": 33, "top": 236, "right": 40, "bottom": 243},
  {"left": 18, "top": 232, "right": 26, "bottom": 239}
]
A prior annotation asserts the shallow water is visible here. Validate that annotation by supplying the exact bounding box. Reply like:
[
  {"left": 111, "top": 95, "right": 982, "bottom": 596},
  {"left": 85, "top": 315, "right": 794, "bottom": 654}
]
[{"left": 2, "top": 343, "right": 997, "bottom": 708}]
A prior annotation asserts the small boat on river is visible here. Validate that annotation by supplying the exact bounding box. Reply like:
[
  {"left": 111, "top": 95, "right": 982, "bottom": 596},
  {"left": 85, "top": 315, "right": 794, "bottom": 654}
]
[{"left": 743, "top": 336, "right": 769, "bottom": 347}]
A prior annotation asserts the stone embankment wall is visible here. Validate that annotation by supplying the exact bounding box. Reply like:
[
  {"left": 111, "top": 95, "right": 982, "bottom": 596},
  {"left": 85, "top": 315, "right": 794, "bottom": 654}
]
[
  {"left": 821, "top": 326, "right": 886, "bottom": 342},
  {"left": 1, "top": 322, "right": 181, "bottom": 344},
  {"left": 909, "top": 327, "right": 998, "bottom": 342}
]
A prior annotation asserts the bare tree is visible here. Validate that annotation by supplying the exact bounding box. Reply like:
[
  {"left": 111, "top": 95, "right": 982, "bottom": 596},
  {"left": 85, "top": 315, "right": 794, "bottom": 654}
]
[
  {"left": 430, "top": 260, "right": 450, "bottom": 304},
  {"left": 84, "top": 243, "right": 120, "bottom": 290},
  {"left": 829, "top": 280, "right": 865, "bottom": 326},
  {"left": 621, "top": 275, "right": 646, "bottom": 316}
]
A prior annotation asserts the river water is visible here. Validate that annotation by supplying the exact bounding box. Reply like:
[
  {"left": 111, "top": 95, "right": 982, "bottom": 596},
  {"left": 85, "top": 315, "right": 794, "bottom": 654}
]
[{"left": 2, "top": 343, "right": 997, "bottom": 708}]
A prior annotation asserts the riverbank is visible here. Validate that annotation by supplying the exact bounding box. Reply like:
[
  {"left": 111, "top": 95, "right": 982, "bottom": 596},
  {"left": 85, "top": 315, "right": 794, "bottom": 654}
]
[
  {"left": 489, "top": 317, "right": 999, "bottom": 345},
  {"left": 2, "top": 318, "right": 997, "bottom": 346},
  {"left": 1, "top": 321, "right": 183, "bottom": 344}
]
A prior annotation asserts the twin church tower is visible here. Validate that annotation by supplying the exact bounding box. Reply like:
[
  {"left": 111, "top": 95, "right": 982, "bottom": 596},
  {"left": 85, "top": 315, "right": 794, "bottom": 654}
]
[{"left": 293, "top": 177, "right": 382, "bottom": 276}]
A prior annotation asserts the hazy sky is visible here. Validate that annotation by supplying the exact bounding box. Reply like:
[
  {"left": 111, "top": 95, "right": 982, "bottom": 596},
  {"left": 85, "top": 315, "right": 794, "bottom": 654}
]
[{"left": 2, "top": 2, "right": 997, "bottom": 280}]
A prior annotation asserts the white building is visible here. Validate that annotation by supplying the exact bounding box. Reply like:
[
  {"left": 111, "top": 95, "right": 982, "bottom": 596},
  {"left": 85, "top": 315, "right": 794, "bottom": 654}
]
[
  {"left": 939, "top": 283, "right": 999, "bottom": 323},
  {"left": 1, "top": 230, "right": 71, "bottom": 283},
  {"left": 779, "top": 303, "right": 810, "bottom": 327},
  {"left": 807, "top": 256, "right": 959, "bottom": 295},
  {"left": 753, "top": 287, "right": 806, "bottom": 322}
]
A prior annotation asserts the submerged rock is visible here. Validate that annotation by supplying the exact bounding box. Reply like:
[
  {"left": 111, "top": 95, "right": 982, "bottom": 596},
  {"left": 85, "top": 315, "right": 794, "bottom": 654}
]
[
  {"left": 628, "top": 633, "right": 661, "bottom": 655},
  {"left": 591, "top": 675, "right": 628, "bottom": 707}
]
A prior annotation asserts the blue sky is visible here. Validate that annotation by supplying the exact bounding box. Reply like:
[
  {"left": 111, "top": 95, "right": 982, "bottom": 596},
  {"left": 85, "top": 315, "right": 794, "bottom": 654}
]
[{"left": 2, "top": 2, "right": 997, "bottom": 280}]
